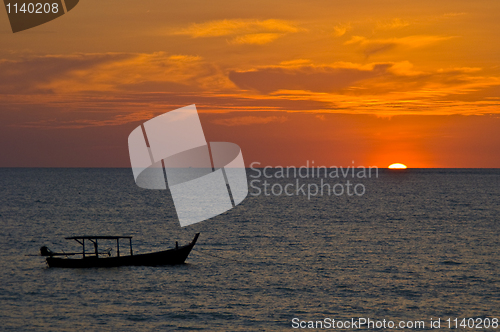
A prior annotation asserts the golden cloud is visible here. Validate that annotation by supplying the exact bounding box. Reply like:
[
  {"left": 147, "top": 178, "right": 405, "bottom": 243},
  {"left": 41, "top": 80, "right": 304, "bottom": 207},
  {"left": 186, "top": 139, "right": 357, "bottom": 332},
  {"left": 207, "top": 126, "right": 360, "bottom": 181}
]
[
  {"left": 15, "top": 111, "right": 156, "bottom": 129},
  {"left": 34, "top": 52, "right": 231, "bottom": 93},
  {"left": 212, "top": 115, "right": 287, "bottom": 126},
  {"left": 345, "top": 35, "right": 455, "bottom": 56},
  {"left": 229, "top": 62, "right": 393, "bottom": 93},
  {"left": 229, "top": 33, "right": 283, "bottom": 45},
  {"left": 376, "top": 18, "right": 410, "bottom": 30},
  {"left": 173, "top": 19, "right": 301, "bottom": 44},
  {"left": 2, "top": 53, "right": 500, "bottom": 119},
  {"left": 332, "top": 23, "right": 351, "bottom": 37},
  {"left": 226, "top": 60, "right": 500, "bottom": 115}
]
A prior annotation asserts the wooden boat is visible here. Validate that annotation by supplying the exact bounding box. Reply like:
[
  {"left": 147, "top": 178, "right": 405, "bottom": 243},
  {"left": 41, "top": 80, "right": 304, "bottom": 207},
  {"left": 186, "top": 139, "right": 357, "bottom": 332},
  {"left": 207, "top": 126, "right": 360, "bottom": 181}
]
[{"left": 41, "top": 233, "right": 199, "bottom": 268}]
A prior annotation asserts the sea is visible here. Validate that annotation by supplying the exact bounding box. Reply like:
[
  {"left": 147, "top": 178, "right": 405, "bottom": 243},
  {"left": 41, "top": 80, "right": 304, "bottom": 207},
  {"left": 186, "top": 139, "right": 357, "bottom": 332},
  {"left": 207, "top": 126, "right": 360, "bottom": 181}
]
[{"left": 0, "top": 168, "right": 499, "bottom": 331}]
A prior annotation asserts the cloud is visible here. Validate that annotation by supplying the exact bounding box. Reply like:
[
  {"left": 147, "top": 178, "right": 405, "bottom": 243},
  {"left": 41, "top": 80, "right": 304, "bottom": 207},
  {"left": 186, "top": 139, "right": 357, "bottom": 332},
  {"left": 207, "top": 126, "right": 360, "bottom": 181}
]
[
  {"left": 0, "top": 53, "right": 131, "bottom": 94},
  {"left": 0, "top": 52, "right": 230, "bottom": 95},
  {"left": 174, "top": 19, "right": 299, "bottom": 37},
  {"left": 173, "top": 19, "right": 300, "bottom": 44},
  {"left": 212, "top": 115, "right": 287, "bottom": 126},
  {"left": 15, "top": 111, "right": 155, "bottom": 129},
  {"left": 225, "top": 60, "right": 500, "bottom": 116},
  {"left": 230, "top": 33, "right": 283, "bottom": 45},
  {"left": 346, "top": 65, "right": 496, "bottom": 96},
  {"left": 278, "top": 59, "right": 313, "bottom": 67},
  {"left": 442, "top": 12, "right": 467, "bottom": 18},
  {"left": 332, "top": 23, "right": 351, "bottom": 37},
  {"left": 345, "top": 35, "right": 455, "bottom": 56},
  {"left": 376, "top": 18, "right": 410, "bottom": 30},
  {"left": 229, "top": 62, "right": 393, "bottom": 94},
  {"left": 2, "top": 52, "right": 499, "bottom": 121}
]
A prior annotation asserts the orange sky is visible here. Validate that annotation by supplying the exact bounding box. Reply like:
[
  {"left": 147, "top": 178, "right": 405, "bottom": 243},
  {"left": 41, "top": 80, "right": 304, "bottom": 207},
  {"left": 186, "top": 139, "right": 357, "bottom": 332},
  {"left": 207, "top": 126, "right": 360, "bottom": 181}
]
[{"left": 1, "top": 0, "right": 499, "bottom": 167}]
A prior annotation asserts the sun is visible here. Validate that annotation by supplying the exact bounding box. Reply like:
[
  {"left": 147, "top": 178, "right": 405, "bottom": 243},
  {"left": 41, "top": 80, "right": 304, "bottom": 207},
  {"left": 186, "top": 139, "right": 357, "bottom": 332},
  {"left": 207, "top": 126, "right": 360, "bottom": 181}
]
[{"left": 388, "top": 163, "right": 408, "bottom": 169}]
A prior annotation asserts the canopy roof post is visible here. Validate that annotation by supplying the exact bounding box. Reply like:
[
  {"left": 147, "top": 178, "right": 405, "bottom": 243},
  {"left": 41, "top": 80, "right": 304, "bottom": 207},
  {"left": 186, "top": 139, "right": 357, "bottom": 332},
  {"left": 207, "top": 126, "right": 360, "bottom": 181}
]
[
  {"left": 117, "top": 238, "right": 120, "bottom": 257},
  {"left": 88, "top": 239, "right": 98, "bottom": 258},
  {"left": 130, "top": 238, "right": 133, "bottom": 256}
]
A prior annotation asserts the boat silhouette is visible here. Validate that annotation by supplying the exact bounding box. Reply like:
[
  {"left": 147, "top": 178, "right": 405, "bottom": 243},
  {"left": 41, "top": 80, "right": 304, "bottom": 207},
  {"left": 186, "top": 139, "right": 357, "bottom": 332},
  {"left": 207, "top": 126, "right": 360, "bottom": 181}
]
[{"left": 40, "top": 233, "right": 200, "bottom": 268}]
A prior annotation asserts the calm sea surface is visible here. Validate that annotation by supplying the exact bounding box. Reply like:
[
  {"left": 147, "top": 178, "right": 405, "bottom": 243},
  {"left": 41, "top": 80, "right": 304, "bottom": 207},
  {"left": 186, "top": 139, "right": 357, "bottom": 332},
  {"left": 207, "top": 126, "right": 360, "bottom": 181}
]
[{"left": 0, "top": 168, "right": 499, "bottom": 331}]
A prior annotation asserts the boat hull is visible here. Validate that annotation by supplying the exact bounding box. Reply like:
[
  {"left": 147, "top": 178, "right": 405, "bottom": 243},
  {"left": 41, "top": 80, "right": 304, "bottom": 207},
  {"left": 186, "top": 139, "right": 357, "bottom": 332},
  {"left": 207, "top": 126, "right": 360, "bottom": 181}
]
[{"left": 46, "top": 234, "right": 199, "bottom": 268}]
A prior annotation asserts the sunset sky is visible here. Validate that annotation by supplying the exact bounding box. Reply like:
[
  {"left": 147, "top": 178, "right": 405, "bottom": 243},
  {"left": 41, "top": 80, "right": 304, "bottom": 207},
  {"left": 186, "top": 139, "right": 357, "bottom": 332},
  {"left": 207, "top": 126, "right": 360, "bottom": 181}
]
[{"left": 1, "top": 0, "right": 499, "bottom": 168}]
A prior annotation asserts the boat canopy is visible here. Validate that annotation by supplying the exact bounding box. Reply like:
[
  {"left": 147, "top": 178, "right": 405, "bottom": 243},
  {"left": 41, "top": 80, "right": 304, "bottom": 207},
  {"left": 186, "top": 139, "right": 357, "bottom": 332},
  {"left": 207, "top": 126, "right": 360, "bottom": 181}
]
[
  {"left": 65, "top": 236, "right": 134, "bottom": 258},
  {"left": 65, "top": 236, "right": 132, "bottom": 240}
]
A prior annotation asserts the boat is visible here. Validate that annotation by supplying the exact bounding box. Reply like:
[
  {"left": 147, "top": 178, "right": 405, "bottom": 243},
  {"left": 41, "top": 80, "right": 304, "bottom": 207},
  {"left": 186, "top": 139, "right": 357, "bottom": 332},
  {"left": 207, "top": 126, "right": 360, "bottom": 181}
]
[{"left": 41, "top": 233, "right": 199, "bottom": 268}]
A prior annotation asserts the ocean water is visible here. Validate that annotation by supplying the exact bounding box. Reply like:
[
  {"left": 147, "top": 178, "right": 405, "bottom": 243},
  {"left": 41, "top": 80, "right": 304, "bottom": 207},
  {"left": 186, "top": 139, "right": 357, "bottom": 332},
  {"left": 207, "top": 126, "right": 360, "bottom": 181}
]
[{"left": 0, "top": 168, "right": 499, "bottom": 331}]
